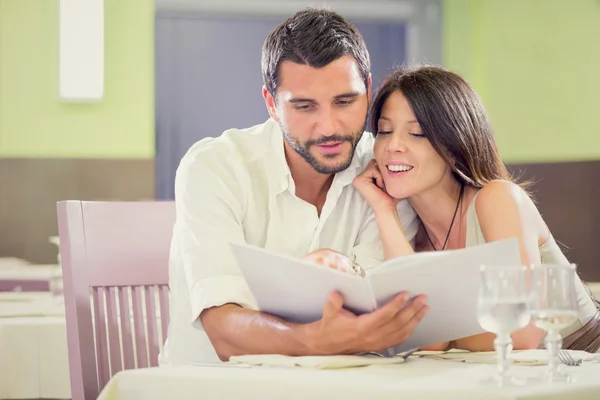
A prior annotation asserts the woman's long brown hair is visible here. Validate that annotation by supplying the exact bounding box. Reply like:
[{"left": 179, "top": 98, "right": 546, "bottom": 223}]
[{"left": 370, "top": 65, "right": 527, "bottom": 191}]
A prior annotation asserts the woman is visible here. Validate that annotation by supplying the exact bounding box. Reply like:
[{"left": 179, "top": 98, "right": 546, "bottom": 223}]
[{"left": 352, "top": 65, "right": 600, "bottom": 352}]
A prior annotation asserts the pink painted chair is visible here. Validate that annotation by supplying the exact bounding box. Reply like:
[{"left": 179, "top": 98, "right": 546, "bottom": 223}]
[{"left": 57, "top": 200, "right": 175, "bottom": 400}]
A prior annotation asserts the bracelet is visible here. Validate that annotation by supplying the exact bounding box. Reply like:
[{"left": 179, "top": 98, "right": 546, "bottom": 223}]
[{"left": 351, "top": 255, "right": 366, "bottom": 278}]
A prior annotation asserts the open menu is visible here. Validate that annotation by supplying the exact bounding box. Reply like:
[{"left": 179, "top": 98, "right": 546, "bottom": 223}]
[{"left": 230, "top": 238, "right": 520, "bottom": 354}]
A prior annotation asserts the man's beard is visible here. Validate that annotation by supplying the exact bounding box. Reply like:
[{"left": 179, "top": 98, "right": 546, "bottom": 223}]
[{"left": 281, "top": 122, "right": 366, "bottom": 174}]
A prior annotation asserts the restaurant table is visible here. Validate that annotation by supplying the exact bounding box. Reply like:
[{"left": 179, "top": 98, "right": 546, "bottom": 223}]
[
  {"left": 0, "top": 263, "right": 59, "bottom": 292},
  {"left": 0, "top": 292, "right": 70, "bottom": 399},
  {"left": 98, "top": 355, "right": 600, "bottom": 400}
]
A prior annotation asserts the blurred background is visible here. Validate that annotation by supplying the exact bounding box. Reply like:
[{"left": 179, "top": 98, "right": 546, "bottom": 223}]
[{"left": 0, "top": 0, "right": 598, "bottom": 279}]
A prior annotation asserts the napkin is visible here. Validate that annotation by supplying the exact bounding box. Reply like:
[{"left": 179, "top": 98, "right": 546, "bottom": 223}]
[
  {"left": 229, "top": 354, "right": 407, "bottom": 369},
  {"left": 413, "top": 349, "right": 600, "bottom": 365}
]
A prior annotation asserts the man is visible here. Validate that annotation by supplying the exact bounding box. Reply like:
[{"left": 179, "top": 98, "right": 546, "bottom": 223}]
[{"left": 159, "top": 8, "right": 427, "bottom": 365}]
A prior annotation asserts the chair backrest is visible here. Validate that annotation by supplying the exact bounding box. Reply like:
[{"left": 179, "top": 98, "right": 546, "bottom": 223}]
[{"left": 57, "top": 200, "right": 175, "bottom": 400}]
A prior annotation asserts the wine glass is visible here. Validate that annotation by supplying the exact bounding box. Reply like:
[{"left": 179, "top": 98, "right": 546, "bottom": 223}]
[
  {"left": 477, "top": 265, "right": 531, "bottom": 386},
  {"left": 530, "top": 264, "right": 579, "bottom": 382}
]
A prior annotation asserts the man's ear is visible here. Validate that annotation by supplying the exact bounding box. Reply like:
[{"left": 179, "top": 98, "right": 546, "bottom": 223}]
[
  {"left": 262, "top": 86, "right": 279, "bottom": 122},
  {"left": 367, "top": 74, "right": 373, "bottom": 102}
]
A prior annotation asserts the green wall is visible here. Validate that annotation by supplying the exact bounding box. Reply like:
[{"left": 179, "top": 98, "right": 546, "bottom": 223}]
[
  {"left": 444, "top": 0, "right": 600, "bottom": 163},
  {"left": 3, "top": 0, "right": 598, "bottom": 162},
  {"left": 0, "top": 0, "right": 154, "bottom": 158}
]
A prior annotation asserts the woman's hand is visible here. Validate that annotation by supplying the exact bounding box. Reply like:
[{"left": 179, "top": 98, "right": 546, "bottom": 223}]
[
  {"left": 354, "top": 160, "right": 414, "bottom": 260},
  {"left": 303, "top": 248, "right": 360, "bottom": 276},
  {"left": 353, "top": 159, "right": 399, "bottom": 214}
]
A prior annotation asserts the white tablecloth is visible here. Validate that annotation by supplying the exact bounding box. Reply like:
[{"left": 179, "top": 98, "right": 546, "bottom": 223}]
[
  {"left": 0, "top": 292, "right": 70, "bottom": 399},
  {"left": 0, "top": 263, "right": 59, "bottom": 281},
  {"left": 98, "top": 358, "right": 600, "bottom": 400},
  {"left": 0, "top": 258, "right": 29, "bottom": 268}
]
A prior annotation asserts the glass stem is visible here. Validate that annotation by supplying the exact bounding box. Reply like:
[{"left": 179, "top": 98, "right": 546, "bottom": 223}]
[
  {"left": 545, "top": 330, "right": 563, "bottom": 375},
  {"left": 494, "top": 333, "right": 513, "bottom": 377}
]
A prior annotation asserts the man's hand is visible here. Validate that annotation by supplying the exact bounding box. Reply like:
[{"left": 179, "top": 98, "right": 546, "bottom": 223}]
[
  {"left": 201, "top": 291, "right": 428, "bottom": 360},
  {"left": 303, "top": 291, "right": 429, "bottom": 355}
]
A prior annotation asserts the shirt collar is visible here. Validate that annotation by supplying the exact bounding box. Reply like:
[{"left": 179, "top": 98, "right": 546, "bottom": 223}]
[{"left": 266, "top": 119, "right": 293, "bottom": 195}]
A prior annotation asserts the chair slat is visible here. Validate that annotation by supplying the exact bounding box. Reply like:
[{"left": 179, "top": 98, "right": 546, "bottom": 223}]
[
  {"left": 105, "top": 287, "right": 122, "bottom": 376},
  {"left": 145, "top": 285, "right": 159, "bottom": 367},
  {"left": 158, "top": 285, "right": 169, "bottom": 344},
  {"left": 131, "top": 285, "right": 148, "bottom": 368},
  {"left": 92, "top": 287, "right": 110, "bottom": 390},
  {"left": 118, "top": 286, "right": 135, "bottom": 370}
]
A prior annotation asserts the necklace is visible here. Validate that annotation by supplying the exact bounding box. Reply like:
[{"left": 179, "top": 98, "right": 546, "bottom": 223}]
[{"left": 423, "top": 183, "right": 465, "bottom": 251}]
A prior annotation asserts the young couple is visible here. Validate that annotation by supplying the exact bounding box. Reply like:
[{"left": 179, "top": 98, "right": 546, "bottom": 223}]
[{"left": 160, "top": 8, "right": 599, "bottom": 365}]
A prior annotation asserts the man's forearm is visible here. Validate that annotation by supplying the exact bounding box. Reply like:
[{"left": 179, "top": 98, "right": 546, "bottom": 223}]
[{"left": 200, "top": 304, "right": 319, "bottom": 361}]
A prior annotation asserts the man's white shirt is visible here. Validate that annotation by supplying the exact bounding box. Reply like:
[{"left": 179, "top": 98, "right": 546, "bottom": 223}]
[{"left": 159, "top": 119, "right": 418, "bottom": 365}]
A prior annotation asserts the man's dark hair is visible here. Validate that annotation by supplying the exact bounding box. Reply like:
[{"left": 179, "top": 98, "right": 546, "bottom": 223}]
[{"left": 261, "top": 8, "right": 370, "bottom": 97}]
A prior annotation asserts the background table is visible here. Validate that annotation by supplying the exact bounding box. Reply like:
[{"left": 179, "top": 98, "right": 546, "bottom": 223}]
[
  {"left": 0, "top": 292, "right": 70, "bottom": 399},
  {"left": 0, "top": 261, "right": 59, "bottom": 292}
]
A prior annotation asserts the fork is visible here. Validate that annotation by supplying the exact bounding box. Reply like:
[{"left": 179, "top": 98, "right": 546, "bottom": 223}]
[
  {"left": 558, "top": 350, "right": 582, "bottom": 366},
  {"left": 399, "top": 347, "right": 420, "bottom": 359},
  {"left": 358, "top": 348, "right": 419, "bottom": 359}
]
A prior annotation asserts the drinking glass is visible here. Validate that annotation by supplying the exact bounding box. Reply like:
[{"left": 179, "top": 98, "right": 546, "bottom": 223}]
[
  {"left": 477, "top": 265, "right": 531, "bottom": 386},
  {"left": 530, "top": 264, "right": 578, "bottom": 382}
]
